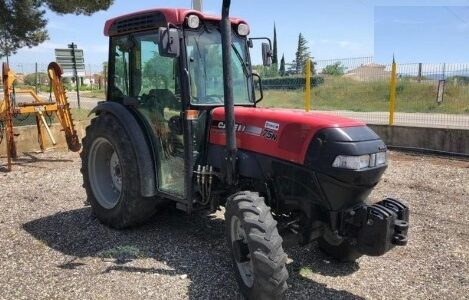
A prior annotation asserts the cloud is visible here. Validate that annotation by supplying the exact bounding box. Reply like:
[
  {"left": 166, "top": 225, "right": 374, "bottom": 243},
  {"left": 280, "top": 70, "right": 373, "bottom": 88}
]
[
  {"left": 22, "top": 41, "right": 66, "bottom": 53},
  {"left": 86, "top": 45, "right": 108, "bottom": 54},
  {"left": 392, "top": 19, "right": 426, "bottom": 25},
  {"left": 47, "top": 20, "right": 79, "bottom": 33},
  {"left": 317, "top": 39, "right": 361, "bottom": 50}
]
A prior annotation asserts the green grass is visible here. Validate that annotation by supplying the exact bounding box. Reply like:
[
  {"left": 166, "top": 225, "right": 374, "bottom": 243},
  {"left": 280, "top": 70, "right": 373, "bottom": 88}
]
[
  {"left": 13, "top": 108, "right": 91, "bottom": 127},
  {"left": 80, "top": 90, "right": 106, "bottom": 99},
  {"left": 261, "top": 76, "right": 469, "bottom": 114}
]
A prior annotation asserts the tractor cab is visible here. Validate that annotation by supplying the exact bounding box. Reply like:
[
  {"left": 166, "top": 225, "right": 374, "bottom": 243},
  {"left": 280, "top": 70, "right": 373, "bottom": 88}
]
[{"left": 104, "top": 9, "right": 262, "bottom": 200}]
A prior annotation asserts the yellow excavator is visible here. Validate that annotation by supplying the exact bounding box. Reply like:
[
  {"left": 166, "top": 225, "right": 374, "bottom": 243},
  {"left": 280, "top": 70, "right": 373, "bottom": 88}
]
[{"left": 0, "top": 62, "right": 81, "bottom": 171}]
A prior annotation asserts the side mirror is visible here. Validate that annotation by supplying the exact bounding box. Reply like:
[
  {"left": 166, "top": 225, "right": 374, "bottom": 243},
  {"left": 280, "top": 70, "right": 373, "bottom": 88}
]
[
  {"left": 159, "top": 27, "right": 180, "bottom": 58},
  {"left": 252, "top": 73, "right": 263, "bottom": 103},
  {"left": 261, "top": 43, "right": 272, "bottom": 67}
]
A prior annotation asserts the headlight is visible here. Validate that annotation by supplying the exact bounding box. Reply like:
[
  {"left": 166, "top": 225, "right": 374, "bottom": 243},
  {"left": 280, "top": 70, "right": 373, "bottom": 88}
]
[
  {"left": 237, "top": 23, "right": 250, "bottom": 36},
  {"left": 332, "top": 152, "right": 388, "bottom": 170},
  {"left": 187, "top": 14, "right": 200, "bottom": 29}
]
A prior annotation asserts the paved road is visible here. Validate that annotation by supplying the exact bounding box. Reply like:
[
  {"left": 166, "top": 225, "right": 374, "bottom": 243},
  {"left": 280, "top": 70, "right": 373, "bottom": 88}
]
[
  {"left": 12, "top": 91, "right": 100, "bottom": 110},
  {"left": 10, "top": 92, "right": 469, "bottom": 129},
  {"left": 65, "top": 92, "right": 101, "bottom": 110},
  {"left": 316, "top": 110, "right": 469, "bottom": 130}
]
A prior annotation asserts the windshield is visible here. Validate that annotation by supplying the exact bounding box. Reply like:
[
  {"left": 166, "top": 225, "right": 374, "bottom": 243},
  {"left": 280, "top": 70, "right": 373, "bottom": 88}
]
[{"left": 185, "top": 25, "right": 253, "bottom": 105}]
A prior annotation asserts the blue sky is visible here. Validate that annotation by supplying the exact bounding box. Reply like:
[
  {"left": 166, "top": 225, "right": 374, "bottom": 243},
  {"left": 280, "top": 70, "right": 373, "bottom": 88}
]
[
  {"left": 7, "top": 0, "right": 469, "bottom": 69},
  {"left": 375, "top": 6, "right": 469, "bottom": 63}
]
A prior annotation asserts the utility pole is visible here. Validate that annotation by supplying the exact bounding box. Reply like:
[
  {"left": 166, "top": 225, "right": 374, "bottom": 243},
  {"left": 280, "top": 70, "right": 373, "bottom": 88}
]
[
  {"left": 192, "top": 0, "right": 203, "bottom": 11},
  {"left": 68, "top": 42, "right": 80, "bottom": 109}
]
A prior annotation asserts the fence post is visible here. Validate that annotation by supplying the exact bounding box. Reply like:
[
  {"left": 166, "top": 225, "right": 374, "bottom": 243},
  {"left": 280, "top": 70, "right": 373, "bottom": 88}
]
[
  {"left": 417, "top": 63, "right": 422, "bottom": 83},
  {"left": 388, "top": 57, "right": 397, "bottom": 125},
  {"left": 35, "top": 62, "right": 38, "bottom": 94},
  {"left": 304, "top": 58, "right": 311, "bottom": 112}
]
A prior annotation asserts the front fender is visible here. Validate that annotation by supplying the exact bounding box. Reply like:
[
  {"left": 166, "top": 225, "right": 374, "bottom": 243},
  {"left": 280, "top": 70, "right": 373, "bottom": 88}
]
[{"left": 89, "top": 101, "right": 157, "bottom": 197}]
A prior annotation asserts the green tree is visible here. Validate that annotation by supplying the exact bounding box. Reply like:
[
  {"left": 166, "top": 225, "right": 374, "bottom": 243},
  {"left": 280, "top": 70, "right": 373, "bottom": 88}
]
[
  {"left": 293, "top": 33, "right": 310, "bottom": 74},
  {"left": 0, "top": 0, "right": 113, "bottom": 60},
  {"left": 272, "top": 22, "right": 278, "bottom": 65},
  {"left": 279, "top": 54, "right": 285, "bottom": 76},
  {"left": 322, "top": 62, "right": 346, "bottom": 76},
  {"left": 23, "top": 72, "right": 48, "bottom": 86}
]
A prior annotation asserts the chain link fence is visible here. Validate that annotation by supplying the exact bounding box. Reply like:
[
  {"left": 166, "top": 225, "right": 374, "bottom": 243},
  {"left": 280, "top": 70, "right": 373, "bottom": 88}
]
[{"left": 2, "top": 58, "right": 469, "bottom": 129}]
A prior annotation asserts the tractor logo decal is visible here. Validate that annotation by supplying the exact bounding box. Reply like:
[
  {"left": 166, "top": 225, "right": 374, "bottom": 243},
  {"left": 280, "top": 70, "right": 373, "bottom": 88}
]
[
  {"left": 265, "top": 121, "right": 280, "bottom": 131},
  {"left": 211, "top": 120, "right": 246, "bottom": 132},
  {"left": 261, "top": 129, "right": 278, "bottom": 141}
]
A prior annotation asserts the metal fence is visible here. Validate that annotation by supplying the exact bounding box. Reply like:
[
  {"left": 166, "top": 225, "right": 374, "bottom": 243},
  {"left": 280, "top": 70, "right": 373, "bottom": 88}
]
[
  {"left": 2, "top": 58, "right": 469, "bottom": 129},
  {"left": 0, "top": 62, "right": 106, "bottom": 93},
  {"left": 257, "top": 57, "right": 469, "bottom": 129}
]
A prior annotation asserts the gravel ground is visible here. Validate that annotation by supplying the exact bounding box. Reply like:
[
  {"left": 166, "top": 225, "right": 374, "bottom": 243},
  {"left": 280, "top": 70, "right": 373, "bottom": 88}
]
[{"left": 0, "top": 150, "right": 468, "bottom": 299}]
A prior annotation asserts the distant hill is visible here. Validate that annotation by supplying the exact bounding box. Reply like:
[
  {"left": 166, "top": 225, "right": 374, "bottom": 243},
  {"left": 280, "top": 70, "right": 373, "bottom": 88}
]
[{"left": 423, "top": 69, "right": 469, "bottom": 80}]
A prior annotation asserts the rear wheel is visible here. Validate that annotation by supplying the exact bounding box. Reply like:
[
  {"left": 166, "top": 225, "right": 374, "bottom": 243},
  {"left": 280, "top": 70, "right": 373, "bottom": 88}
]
[
  {"left": 225, "top": 191, "right": 288, "bottom": 300},
  {"left": 81, "top": 113, "right": 159, "bottom": 229},
  {"left": 318, "top": 238, "right": 362, "bottom": 262}
]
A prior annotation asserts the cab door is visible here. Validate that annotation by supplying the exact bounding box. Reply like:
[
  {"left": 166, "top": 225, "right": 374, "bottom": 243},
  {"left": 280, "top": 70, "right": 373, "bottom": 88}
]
[{"left": 116, "top": 32, "right": 186, "bottom": 197}]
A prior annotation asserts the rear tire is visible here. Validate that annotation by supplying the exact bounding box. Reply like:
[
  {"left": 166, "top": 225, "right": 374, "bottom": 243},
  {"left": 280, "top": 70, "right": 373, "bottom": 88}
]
[
  {"left": 81, "top": 113, "right": 159, "bottom": 229},
  {"left": 225, "top": 191, "right": 288, "bottom": 300},
  {"left": 318, "top": 238, "right": 362, "bottom": 262}
]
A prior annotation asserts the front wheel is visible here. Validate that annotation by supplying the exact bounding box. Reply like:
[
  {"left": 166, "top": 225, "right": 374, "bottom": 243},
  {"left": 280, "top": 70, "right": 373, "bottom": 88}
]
[
  {"left": 81, "top": 113, "right": 159, "bottom": 229},
  {"left": 225, "top": 191, "right": 288, "bottom": 300}
]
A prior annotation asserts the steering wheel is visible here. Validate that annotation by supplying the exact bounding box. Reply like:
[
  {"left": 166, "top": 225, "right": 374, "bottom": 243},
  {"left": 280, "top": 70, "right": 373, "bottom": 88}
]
[{"left": 204, "top": 94, "right": 223, "bottom": 104}]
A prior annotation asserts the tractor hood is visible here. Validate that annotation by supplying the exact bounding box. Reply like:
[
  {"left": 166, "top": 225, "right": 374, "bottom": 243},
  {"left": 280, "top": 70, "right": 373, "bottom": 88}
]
[{"left": 209, "top": 106, "right": 366, "bottom": 165}]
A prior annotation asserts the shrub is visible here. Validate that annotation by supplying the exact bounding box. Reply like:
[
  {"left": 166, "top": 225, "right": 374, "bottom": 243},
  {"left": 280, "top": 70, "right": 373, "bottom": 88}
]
[{"left": 261, "top": 76, "right": 324, "bottom": 90}]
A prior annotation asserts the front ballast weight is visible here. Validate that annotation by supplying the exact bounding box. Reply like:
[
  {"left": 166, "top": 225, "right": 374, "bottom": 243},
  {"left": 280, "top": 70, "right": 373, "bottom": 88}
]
[{"left": 339, "top": 197, "right": 409, "bottom": 256}]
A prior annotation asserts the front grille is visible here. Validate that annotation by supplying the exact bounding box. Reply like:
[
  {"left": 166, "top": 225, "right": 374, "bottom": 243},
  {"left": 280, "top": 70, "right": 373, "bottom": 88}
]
[{"left": 110, "top": 13, "right": 165, "bottom": 35}]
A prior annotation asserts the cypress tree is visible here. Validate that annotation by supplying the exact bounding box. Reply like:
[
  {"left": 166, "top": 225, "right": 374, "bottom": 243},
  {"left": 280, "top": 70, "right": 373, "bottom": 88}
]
[
  {"left": 272, "top": 22, "right": 278, "bottom": 65},
  {"left": 294, "top": 33, "right": 310, "bottom": 74},
  {"left": 279, "top": 54, "right": 285, "bottom": 76}
]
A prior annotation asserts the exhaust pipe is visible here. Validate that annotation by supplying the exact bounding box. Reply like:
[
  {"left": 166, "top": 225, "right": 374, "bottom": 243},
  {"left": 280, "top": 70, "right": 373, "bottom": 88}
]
[{"left": 221, "top": 0, "right": 237, "bottom": 185}]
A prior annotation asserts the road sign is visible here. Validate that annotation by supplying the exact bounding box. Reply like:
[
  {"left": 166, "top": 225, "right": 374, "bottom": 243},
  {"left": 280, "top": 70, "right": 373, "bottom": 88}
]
[
  {"left": 55, "top": 49, "right": 84, "bottom": 58},
  {"left": 54, "top": 48, "right": 85, "bottom": 77},
  {"left": 54, "top": 43, "right": 84, "bottom": 108}
]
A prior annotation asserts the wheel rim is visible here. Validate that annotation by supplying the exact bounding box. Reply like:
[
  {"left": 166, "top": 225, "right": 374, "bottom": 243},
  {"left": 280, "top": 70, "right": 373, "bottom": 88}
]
[
  {"left": 88, "top": 137, "right": 122, "bottom": 209},
  {"left": 231, "top": 215, "right": 254, "bottom": 288}
]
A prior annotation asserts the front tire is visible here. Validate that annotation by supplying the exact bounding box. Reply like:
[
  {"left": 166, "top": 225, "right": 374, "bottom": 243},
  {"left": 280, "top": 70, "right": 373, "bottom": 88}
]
[
  {"left": 81, "top": 113, "right": 159, "bottom": 229},
  {"left": 225, "top": 191, "right": 288, "bottom": 300}
]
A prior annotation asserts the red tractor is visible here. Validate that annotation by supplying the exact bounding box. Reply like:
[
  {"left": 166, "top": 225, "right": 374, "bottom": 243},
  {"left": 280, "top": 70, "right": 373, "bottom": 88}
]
[{"left": 81, "top": 1, "right": 409, "bottom": 298}]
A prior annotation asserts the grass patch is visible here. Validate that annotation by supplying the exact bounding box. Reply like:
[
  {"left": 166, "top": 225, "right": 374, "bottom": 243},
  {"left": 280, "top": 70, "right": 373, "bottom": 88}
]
[
  {"left": 261, "top": 77, "right": 469, "bottom": 114},
  {"left": 80, "top": 90, "right": 106, "bottom": 99},
  {"left": 299, "top": 266, "right": 313, "bottom": 278}
]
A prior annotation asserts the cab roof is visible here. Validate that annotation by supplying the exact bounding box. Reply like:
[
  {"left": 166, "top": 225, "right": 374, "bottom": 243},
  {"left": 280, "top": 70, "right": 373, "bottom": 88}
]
[{"left": 104, "top": 8, "right": 247, "bottom": 37}]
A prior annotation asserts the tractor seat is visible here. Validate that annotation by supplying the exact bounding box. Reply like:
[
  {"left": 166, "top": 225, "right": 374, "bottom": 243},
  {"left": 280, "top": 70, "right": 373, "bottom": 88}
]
[{"left": 147, "top": 89, "right": 179, "bottom": 109}]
